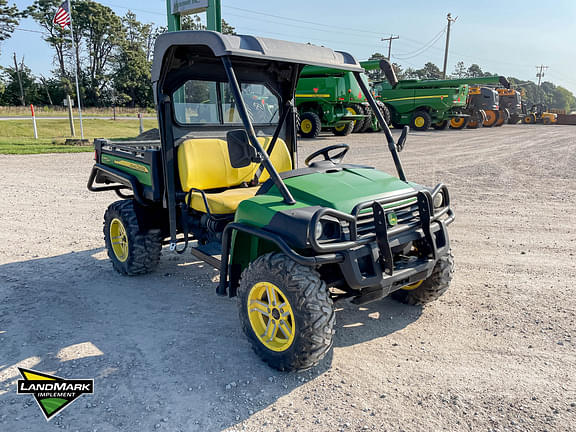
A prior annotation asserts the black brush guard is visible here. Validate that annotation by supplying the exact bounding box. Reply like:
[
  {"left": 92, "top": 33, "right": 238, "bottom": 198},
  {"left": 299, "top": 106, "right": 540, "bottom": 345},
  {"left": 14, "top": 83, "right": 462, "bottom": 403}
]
[{"left": 218, "top": 187, "right": 453, "bottom": 300}]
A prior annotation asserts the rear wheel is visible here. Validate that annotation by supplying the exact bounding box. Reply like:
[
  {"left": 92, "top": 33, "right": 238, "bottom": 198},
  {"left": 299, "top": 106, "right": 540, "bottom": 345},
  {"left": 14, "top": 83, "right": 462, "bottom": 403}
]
[
  {"left": 104, "top": 200, "right": 162, "bottom": 275},
  {"left": 410, "top": 111, "right": 431, "bottom": 131},
  {"left": 299, "top": 112, "right": 322, "bottom": 138},
  {"left": 432, "top": 120, "right": 449, "bottom": 130},
  {"left": 392, "top": 250, "right": 454, "bottom": 305},
  {"left": 238, "top": 253, "right": 335, "bottom": 371},
  {"left": 449, "top": 117, "right": 468, "bottom": 129},
  {"left": 482, "top": 110, "right": 499, "bottom": 127},
  {"left": 359, "top": 105, "right": 372, "bottom": 132},
  {"left": 332, "top": 121, "right": 354, "bottom": 136},
  {"left": 377, "top": 101, "right": 391, "bottom": 125}
]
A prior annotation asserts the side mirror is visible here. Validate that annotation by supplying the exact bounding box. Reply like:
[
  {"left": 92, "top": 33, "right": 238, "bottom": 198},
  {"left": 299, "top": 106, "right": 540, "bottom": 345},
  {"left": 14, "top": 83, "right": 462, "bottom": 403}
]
[
  {"left": 379, "top": 59, "right": 398, "bottom": 88},
  {"left": 227, "top": 129, "right": 260, "bottom": 168},
  {"left": 397, "top": 126, "right": 408, "bottom": 152}
]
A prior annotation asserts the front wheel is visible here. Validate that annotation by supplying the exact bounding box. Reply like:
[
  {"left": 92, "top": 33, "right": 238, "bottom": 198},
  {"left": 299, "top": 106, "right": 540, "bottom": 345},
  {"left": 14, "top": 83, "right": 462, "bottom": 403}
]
[
  {"left": 410, "top": 111, "right": 431, "bottom": 131},
  {"left": 391, "top": 250, "right": 454, "bottom": 305},
  {"left": 238, "top": 253, "right": 335, "bottom": 371},
  {"left": 299, "top": 112, "right": 322, "bottom": 138}
]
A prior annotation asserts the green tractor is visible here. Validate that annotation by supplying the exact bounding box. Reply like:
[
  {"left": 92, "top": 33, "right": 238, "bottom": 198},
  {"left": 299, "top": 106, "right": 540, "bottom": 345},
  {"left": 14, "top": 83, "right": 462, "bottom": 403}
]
[
  {"left": 295, "top": 66, "right": 387, "bottom": 138},
  {"left": 88, "top": 31, "right": 455, "bottom": 371}
]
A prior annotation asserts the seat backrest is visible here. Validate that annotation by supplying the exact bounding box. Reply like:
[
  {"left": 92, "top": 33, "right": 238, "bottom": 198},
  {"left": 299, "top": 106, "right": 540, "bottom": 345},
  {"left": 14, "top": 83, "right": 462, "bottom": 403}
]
[{"left": 177, "top": 136, "right": 292, "bottom": 192}]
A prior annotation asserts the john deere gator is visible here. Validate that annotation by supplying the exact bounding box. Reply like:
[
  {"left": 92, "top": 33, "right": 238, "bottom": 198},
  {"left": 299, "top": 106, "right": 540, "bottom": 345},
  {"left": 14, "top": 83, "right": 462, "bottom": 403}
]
[{"left": 88, "top": 31, "right": 455, "bottom": 371}]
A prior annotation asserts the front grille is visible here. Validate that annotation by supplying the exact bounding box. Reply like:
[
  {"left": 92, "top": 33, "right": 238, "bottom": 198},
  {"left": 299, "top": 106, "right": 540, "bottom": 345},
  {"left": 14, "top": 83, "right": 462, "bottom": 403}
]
[{"left": 355, "top": 201, "right": 419, "bottom": 239}]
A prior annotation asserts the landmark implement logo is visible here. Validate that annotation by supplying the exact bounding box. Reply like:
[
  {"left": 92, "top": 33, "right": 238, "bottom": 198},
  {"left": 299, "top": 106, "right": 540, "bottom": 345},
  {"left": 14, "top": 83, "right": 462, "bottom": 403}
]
[{"left": 17, "top": 368, "right": 94, "bottom": 421}]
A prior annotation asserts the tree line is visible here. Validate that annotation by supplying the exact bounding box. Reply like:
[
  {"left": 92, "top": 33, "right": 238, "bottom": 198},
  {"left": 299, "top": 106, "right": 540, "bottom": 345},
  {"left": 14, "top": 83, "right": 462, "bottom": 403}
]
[
  {"left": 368, "top": 53, "right": 576, "bottom": 113},
  {"left": 0, "top": 1, "right": 574, "bottom": 112},
  {"left": 0, "top": 0, "right": 235, "bottom": 108}
]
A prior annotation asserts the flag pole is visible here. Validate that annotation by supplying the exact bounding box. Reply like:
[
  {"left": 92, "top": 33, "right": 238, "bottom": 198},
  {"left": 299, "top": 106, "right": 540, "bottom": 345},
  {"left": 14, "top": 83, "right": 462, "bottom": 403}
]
[{"left": 67, "top": 0, "right": 84, "bottom": 139}]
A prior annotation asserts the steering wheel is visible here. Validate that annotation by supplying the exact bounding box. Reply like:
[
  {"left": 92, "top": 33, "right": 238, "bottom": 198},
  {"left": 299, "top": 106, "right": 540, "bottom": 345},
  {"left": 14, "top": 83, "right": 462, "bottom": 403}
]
[{"left": 305, "top": 144, "right": 350, "bottom": 167}]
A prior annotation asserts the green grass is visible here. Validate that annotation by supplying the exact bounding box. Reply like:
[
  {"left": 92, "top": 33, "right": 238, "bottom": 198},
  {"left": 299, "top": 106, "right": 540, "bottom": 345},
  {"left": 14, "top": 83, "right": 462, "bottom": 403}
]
[
  {"left": 0, "top": 119, "right": 158, "bottom": 154},
  {"left": 0, "top": 106, "right": 154, "bottom": 117}
]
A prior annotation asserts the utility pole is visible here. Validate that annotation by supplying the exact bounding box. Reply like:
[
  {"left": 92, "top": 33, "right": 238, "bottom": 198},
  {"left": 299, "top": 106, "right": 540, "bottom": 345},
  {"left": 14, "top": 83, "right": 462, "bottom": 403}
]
[
  {"left": 13, "top": 53, "right": 25, "bottom": 106},
  {"left": 381, "top": 34, "right": 399, "bottom": 60},
  {"left": 535, "top": 64, "right": 549, "bottom": 104},
  {"left": 442, "top": 13, "right": 458, "bottom": 79},
  {"left": 39, "top": 76, "right": 54, "bottom": 105}
]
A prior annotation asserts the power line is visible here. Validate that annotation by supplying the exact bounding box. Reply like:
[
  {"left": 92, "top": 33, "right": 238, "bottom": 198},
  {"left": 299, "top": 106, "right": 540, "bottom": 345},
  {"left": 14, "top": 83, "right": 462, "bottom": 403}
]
[
  {"left": 393, "top": 27, "right": 446, "bottom": 60},
  {"left": 13, "top": 28, "right": 45, "bottom": 35},
  {"left": 225, "top": 5, "right": 383, "bottom": 36}
]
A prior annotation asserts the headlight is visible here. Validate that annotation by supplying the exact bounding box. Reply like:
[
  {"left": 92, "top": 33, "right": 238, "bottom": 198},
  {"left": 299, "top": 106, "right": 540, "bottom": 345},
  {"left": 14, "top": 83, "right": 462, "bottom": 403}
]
[
  {"left": 315, "top": 218, "right": 342, "bottom": 241},
  {"left": 433, "top": 192, "right": 444, "bottom": 209}
]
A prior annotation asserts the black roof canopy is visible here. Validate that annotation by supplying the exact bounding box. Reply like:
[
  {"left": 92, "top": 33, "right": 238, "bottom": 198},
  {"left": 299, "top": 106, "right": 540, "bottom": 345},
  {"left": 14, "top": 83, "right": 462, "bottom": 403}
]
[{"left": 151, "top": 30, "right": 363, "bottom": 87}]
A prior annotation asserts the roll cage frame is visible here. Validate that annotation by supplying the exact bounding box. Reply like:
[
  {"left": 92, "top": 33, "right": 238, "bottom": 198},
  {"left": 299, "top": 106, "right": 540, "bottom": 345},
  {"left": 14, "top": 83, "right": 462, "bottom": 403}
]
[{"left": 152, "top": 33, "right": 411, "bottom": 286}]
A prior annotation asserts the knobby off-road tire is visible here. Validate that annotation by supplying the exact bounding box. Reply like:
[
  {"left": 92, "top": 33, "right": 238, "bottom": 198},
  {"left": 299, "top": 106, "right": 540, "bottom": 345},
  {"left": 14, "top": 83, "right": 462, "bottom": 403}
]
[
  {"left": 238, "top": 253, "right": 335, "bottom": 371},
  {"left": 299, "top": 112, "right": 322, "bottom": 138},
  {"left": 332, "top": 120, "right": 354, "bottom": 136},
  {"left": 368, "top": 101, "right": 391, "bottom": 131},
  {"left": 103, "top": 200, "right": 162, "bottom": 276},
  {"left": 392, "top": 250, "right": 454, "bottom": 306},
  {"left": 359, "top": 105, "right": 372, "bottom": 133},
  {"left": 410, "top": 110, "right": 432, "bottom": 131},
  {"left": 347, "top": 104, "right": 366, "bottom": 133}
]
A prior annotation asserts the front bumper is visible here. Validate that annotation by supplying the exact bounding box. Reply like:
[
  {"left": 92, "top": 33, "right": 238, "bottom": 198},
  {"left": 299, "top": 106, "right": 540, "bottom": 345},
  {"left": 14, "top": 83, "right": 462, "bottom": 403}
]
[{"left": 309, "top": 186, "right": 454, "bottom": 294}]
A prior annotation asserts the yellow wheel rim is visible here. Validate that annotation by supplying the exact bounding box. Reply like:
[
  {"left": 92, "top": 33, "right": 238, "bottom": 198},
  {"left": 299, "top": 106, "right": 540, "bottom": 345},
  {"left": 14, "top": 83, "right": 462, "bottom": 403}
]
[
  {"left": 334, "top": 123, "right": 346, "bottom": 131},
  {"left": 451, "top": 117, "right": 464, "bottom": 128},
  {"left": 247, "top": 282, "right": 295, "bottom": 352},
  {"left": 414, "top": 116, "right": 425, "bottom": 128},
  {"left": 402, "top": 280, "right": 424, "bottom": 291},
  {"left": 484, "top": 111, "right": 496, "bottom": 125},
  {"left": 110, "top": 218, "right": 129, "bottom": 262},
  {"left": 346, "top": 107, "right": 358, "bottom": 127},
  {"left": 300, "top": 119, "right": 313, "bottom": 134}
]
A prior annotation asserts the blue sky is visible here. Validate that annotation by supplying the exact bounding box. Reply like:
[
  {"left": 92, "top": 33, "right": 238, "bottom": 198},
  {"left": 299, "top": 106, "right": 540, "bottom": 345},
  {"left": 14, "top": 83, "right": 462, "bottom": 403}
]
[{"left": 2, "top": 0, "right": 575, "bottom": 94}]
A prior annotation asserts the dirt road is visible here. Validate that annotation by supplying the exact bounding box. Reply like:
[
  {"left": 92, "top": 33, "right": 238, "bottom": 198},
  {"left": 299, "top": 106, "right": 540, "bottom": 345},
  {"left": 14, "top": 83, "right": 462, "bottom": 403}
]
[{"left": 1, "top": 125, "right": 575, "bottom": 431}]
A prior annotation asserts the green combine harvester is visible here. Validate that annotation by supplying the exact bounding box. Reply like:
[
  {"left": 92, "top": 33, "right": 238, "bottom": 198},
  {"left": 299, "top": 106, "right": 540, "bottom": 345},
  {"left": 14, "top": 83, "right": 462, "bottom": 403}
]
[
  {"left": 362, "top": 60, "right": 509, "bottom": 131},
  {"left": 295, "top": 66, "right": 388, "bottom": 138}
]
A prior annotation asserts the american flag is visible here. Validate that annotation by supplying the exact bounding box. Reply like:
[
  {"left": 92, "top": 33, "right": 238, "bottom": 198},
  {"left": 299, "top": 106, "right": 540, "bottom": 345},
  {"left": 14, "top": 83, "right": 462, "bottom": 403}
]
[{"left": 53, "top": 1, "right": 71, "bottom": 29}]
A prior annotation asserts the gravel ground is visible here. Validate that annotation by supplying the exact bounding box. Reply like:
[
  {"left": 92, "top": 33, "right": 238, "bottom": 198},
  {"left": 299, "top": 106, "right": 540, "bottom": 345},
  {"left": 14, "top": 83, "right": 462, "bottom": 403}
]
[{"left": 0, "top": 124, "right": 575, "bottom": 432}]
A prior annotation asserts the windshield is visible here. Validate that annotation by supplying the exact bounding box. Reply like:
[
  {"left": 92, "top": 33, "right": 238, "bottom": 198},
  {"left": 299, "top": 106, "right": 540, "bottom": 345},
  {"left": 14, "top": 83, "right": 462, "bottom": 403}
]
[{"left": 173, "top": 80, "right": 280, "bottom": 125}]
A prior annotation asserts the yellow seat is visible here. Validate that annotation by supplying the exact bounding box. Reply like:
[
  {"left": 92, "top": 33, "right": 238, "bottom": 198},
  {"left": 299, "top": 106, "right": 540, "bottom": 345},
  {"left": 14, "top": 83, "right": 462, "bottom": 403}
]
[
  {"left": 177, "top": 136, "right": 292, "bottom": 214},
  {"left": 189, "top": 186, "right": 260, "bottom": 214}
]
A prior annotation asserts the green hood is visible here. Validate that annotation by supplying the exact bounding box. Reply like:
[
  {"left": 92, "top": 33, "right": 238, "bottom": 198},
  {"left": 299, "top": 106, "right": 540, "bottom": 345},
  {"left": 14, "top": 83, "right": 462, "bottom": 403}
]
[
  {"left": 282, "top": 168, "right": 413, "bottom": 213},
  {"left": 236, "top": 168, "right": 415, "bottom": 227}
]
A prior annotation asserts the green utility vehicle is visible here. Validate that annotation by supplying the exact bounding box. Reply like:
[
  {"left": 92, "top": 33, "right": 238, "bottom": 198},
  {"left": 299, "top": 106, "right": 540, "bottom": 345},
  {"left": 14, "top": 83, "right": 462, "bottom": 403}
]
[
  {"left": 295, "top": 66, "right": 381, "bottom": 138},
  {"left": 88, "top": 31, "right": 455, "bottom": 371}
]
